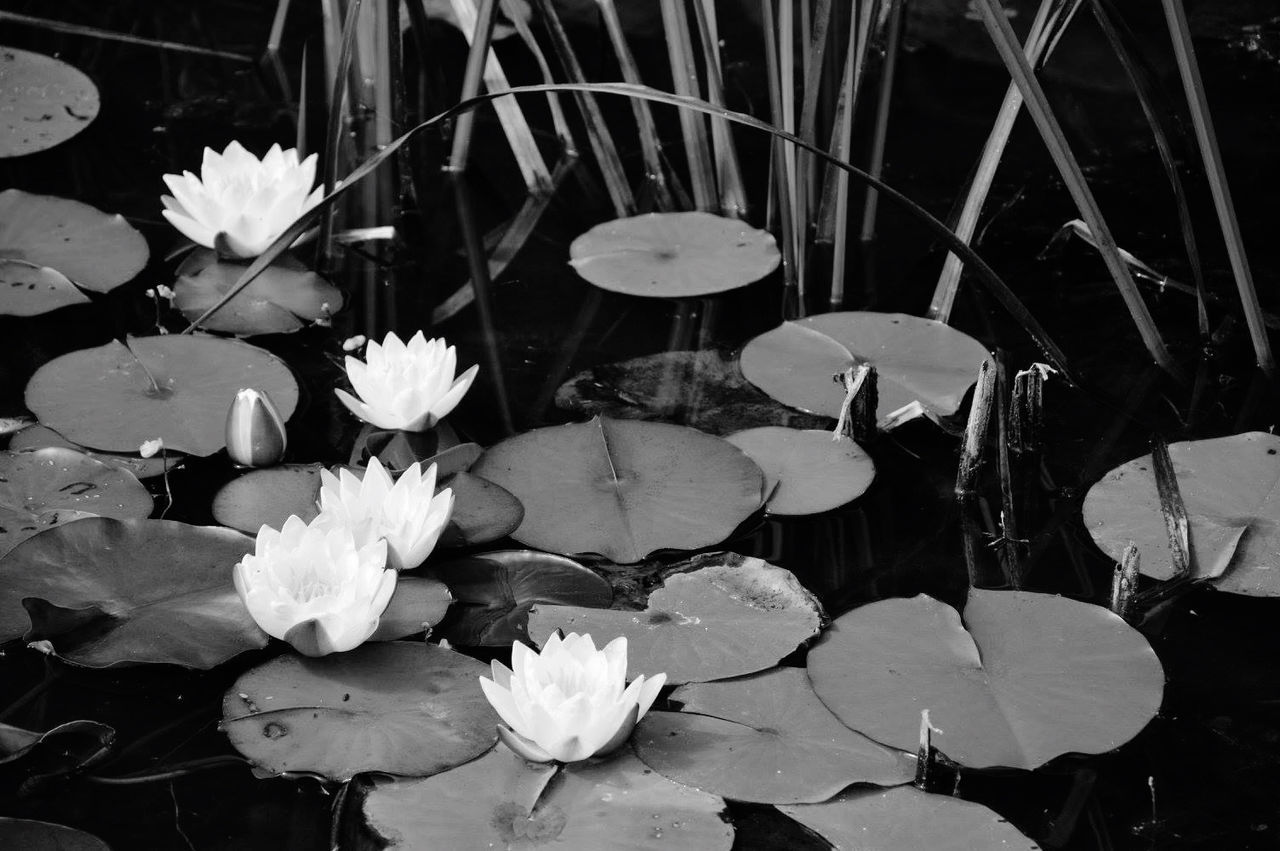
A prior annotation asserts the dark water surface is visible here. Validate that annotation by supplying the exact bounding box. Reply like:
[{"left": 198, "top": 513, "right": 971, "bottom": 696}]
[{"left": 2, "top": 1, "right": 1279, "bottom": 848}]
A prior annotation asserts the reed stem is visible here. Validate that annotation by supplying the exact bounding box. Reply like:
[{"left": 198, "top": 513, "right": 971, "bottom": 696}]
[
  {"left": 859, "top": 0, "right": 904, "bottom": 244},
  {"left": 956, "top": 358, "right": 996, "bottom": 496}
]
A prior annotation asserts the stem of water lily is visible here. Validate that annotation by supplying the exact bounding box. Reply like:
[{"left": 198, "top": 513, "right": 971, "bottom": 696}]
[{"left": 81, "top": 756, "right": 248, "bottom": 785}]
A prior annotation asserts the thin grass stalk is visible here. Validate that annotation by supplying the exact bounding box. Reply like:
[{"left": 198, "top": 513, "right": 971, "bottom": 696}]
[
  {"left": 760, "top": 0, "right": 799, "bottom": 311},
  {"left": 973, "top": 0, "right": 1177, "bottom": 375},
  {"left": 858, "top": 0, "right": 904, "bottom": 243},
  {"left": 776, "top": 0, "right": 805, "bottom": 303},
  {"left": 319, "top": 0, "right": 342, "bottom": 111},
  {"left": 0, "top": 11, "right": 253, "bottom": 61},
  {"left": 504, "top": 0, "right": 574, "bottom": 151},
  {"left": 1160, "top": 0, "right": 1274, "bottom": 373},
  {"left": 797, "top": 0, "right": 835, "bottom": 190},
  {"left": 927, "top": 0, "right": 1078, "bottom": 322},
  {"left": 691, "top": 0, "right": 748, "bottom": 216},
  {"left": 658, "top": 0, "right": 717, "bottom": 211},
  {"left": 296, "top": 43, "right": 309, "bottom": 155},
  {"left": 446, "top": 0, "right": 497, "bottom": 170},
  {"left": 994, "top": 356, "right": 1022, "bottom": 588},
  {"left": 318, "top": 0, "right": 365, "bottom": 261},
  {"left": 263, "top": 0, "right": 296, "bottom": 100},
  {"left": 596, "top": 0, "right": 678, "bottom": 210},
  {"left": 823, "top": 10, "right": 859, "bottom": 309}
]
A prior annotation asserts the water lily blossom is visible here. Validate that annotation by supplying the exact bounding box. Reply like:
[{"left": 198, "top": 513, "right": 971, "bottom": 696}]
[
  {"left": 479, "top": 633, "right": 666, "bottom": 763},
  {"left": 161, "top": 141, "right": 324, "bottom": 258},
  {"left": 225, "top": 388, "right": 288, "bottom": 467},
  {"left": 334, "top": 331, "right": 478, "bottom": 431},
  {"left": 233, "top": 514, "right": 394, "bottom": 657},
  {"left": 315, "top": 457, "right": 454, "bottom": 571}
]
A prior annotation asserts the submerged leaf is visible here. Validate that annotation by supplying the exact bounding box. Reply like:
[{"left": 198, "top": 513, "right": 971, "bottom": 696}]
[
  {"left": 0, "top": 49, "right": 99, "bottom": 158},
  {"left": 172, "top": 250, "right": 342, "bottom": 335},
  {"left": 0, "top": 189, "right": 147, "bottom": 290}
]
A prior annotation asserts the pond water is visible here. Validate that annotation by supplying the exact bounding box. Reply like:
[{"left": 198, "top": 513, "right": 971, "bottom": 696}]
[{"left": 1, "top": 1, "right": 1279, "bottom": 849}]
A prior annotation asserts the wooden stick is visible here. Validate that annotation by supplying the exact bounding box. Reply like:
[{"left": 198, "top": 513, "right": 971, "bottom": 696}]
[
  {"left": 955, "top": 358, "right": 996, "bottom": 496},
  {"left": 1150, "top": 437, "right": 1192, "bottom": 579},
  {"left": 1110, "top": 542, "right": 1140, "bottom": 619}
]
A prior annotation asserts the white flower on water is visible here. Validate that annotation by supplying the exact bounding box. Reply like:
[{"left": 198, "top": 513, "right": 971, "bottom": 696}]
[
  {"left": 334, "top": 331, "right": 479, "bottom": 432},
  {"left": 233, "top": 514, "right": 394, "bottom": 657},
  {"left": 479, "top": 633, "right": 666, "bottom": 763},
  {"left": 161, "top": 141, "right": 324, "bottom": 259},
  {"left": 315, "top": 457, "right": 453, "bottom": 571}
]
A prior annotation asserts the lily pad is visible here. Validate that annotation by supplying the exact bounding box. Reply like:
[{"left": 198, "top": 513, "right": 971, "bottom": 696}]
[
  {"left": 725, "top": 428, "right": 875, "bottom": 515},
  {"left": 25, "top": 334, "right": 299, "bottom": 456},
  {"left": 569, "top": 211, "right": 780, "bottom": 298},
  {"left": 807, "top": 590, "right": 1164, "bottom": 770},
  {"left": 473, "top": 416, "right": 765, "bottom": 563},
  {"left": 0, "top": 48, "right": 99, "bottom": 157},
  {"left": 0, "top": 447, "right": 153, "bottom": 558},
  {"left": 172, "top": 250, "right": 342, "bottom": 335},
  {"left": 427, "top": 549, "right": 611, "bottom": 646},
  {"left": 222, "top": 641, "right": 497, "bottom": 781},
  {"left": 635, "top": 666, "right": 913, "bottom": 803},
  {"left": 0, "top": 260, "right": 89, "bottom": 316},
  {"left": 0, "top": 189, "right": 148, "bottom": 290},
  {"left": 780, "top": 786, "right": 1039, "bottom": 851},
  {"left": 0, "top": 818, "right": 110, "bottom": 851},
  {"left": 369, "top": 577, "right": 454, "bottom": 641},
  {"left": 0, "top": 517, "right": 267, "bottom": 668},
  {"left": 9, "top": 424, "right": 181, "bottom": 479},
  {"left": 528, "top": 554, "right": 823, "bottom": 684},
  {"left": 439, "top": 470, "right": 525, "bottom": 547},
  {"left": 363, "top": 744, "right": 734, "bottom": 850},
  {"left": 1083, "top": 432, "right": 1280, "bottom": 596},
  {"left": 212, "top": 463, "right": 323, "bottom": 533},
  {"left": 740, "top": 312, "right": 990, "bottom": 425}
]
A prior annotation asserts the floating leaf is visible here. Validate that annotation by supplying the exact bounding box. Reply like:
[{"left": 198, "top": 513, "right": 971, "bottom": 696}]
[
  {"left": 528, "top": 554, "right": 823, "bottom": 684},
  {"left": 807, "top": 591, "right": 1164, "bottom": 770},
  {"left": 473, "top": 416, "right": 764, "bottom": 563},
  {"left": 0, "top": 260, "right": 89, "bottom": 316},
  {"left": 635, "top": 667, "right": 912, "bottom": 804},
  {"left": 1083, "top": 432, "right": 1280, "bottom": 596},
  {"left": 0, "top": 818, "right": 110, "bottom": 851},
  {"left": 569, "top": 211, "right": 780, "bottom": 298},
  {"left": 172, "top": 250, "right": 342, "bottom": 335},
  {"left": 212, "top": 464, "right": 323, "bottom": 533},
  {"left": 0, "top": 189, "right": 148, "bottom": 291},
  {"left": 0, "top": 517, "right": 266, "bottom": 668},
  {"left": 0, "top": 447, "right": 153, "bottom": 558},
  {"left": 725, "top": 428, "right": 875, "bottom": 515},
  {"left": 0, "top": 48, "right": 99, "bottom": 157},
  {"left": 439, "top": 471, "right": 524, "bottom": 547},
  {"left": 427, "top": 549, "right": 611, "bottom": 646},
  {"left": 369, "top": 577, "right": 453, "bottom": 641},
  {"left": 222, "top": 641, "right": 497, "bottom": 781},
  {"left": 25, "top": 335, "right": 299, "bottom": 456},
  {"left": 740, "top": 312, "right": 990, "bottom": 424},
  {"left": 362, "top": 744, "right": 734, "bottom": 850},
  {"left": 780, "top": 786, "right": 1039, "bottom": 851},
  {"left": 9, "top": 424, "right": 180, "bottom": 479}
]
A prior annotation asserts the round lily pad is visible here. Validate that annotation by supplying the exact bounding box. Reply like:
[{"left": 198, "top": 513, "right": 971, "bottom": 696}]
[
  {"left": 439, "top": 471, "right": 525, "bottom": 547},
  {"left": 369, "top": 577, "right": 454, "bottom": 641},
  {"left": 740, "top": 312, "right": 990, "bottom": 424},
  {"left": 0, "top": 189, "right": 148, "bottom": 291},
  {"left": 0, "top": 48, "right": 99, "bottom": 157},
  {"left": 9, "top": 424, "right": 180, "bottom": 479},
  {"left": 807, "top": 590, "right": 1165, "bottom": 770},
  {"left": 173, "top": 250, "right": 342, "bottom": 335},
  {"left": 362, "top": 744, "right": 734, "bottom": 850},
  {"left": 569, "top": 211, "right": 780, "bottom": 298},
  {"left": 1083, "top": 432, "right": 1280, "bottom": 596},
  {"left": 0, "top": 260, "right": 89, "bottom": 316},
  {"left": 212, "top": 464, "right": 323, "bottom": 533},
  {"left": 528, "top": 554, "right": 823, "bottom": 684},
  {"left": 472, "top": 416, "right": 765, "bottom": 563},
  {"left": 780, "top": 786, "right": 1039, "bottom": 851},
  {"left": 725, "top": 427, "right": 875, "bottom": 515},
  {"left": 25, "top": 334, "right": 298, "bottom": 457},
  {"left": 0, "top": 818, "right": 110, "bottom": 851},
  {"left": 635, "top": 666, "right": 913, "bottom": 803},
  {"left": 0, "top": 517, "right": 266, "bottom": 668},
  {"left": 0, "top": 447, "right": 153, "bottom": 558},
  {"left": 222, "top": 641, "right": 498, "bottom": 781},
  {"left": 427, "top": 549, "right": 611, "bottom": 646}
]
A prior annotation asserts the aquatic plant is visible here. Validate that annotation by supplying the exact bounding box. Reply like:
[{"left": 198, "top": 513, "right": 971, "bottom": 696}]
[
  {"left": 335, "top": 331, "right": 480, "bottom": 432},
  {"left": 224, "top": 388, "right": 289, "bottom": 468}
]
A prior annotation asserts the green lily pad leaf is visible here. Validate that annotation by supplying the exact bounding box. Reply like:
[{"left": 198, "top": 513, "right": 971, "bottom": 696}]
[
  {"left": 0, "top": 447, "right": 153, "bottom": 558},
  {"left": 473, "top": 416, "right": 765, "bottom": 563},
  {"left": 725, "top": 427, "right": 874, "bottom": 515},
  {"left": 25, "top": 334, "right": 299, "bottom": 456},
  {"left": 0, "top": 720, "right": 115, "bottom": 776},
  {"left": 369, "top": 577, "right": 453, "bottom": 641},
  {"left": 780, "top": 786, "right": 1039, "bottom": 851},
  {"left": 222, "top": 641, "right": 497, "bottom": 781},
  {"left": 172, "top": 250, "right": 342, "bottom": 335},
  {"left": 635, "top": 666, "right": 913, "bottom": 804},
  {"left": 0, "top": 189, "right": 147, "bottom": 290},
  {"left": 212, "top": 463, "right": 323, "bottom": 534},
  {"left": 363, "top": 744, "right": 734, "bottom": 850},
  {"left": 528, "top": 554, "right": 823, "bottom": 684},
  {"left": 0, "top": 48, "right": 99, "bottom": 157},
  {"left": 0, "top": 818, "right": 110, "bottom": 851},
  {"left": 0, "top": 517, "right": 266, "bottom": 668},
  {"left": 439, "top": 471, "right": 524, "bottom": 547},
  {"left": 1083, "top": 432, "right": 1280, "bottom": 596},
  {"left": 0, "top": 260, "right": 89, "bottom": 316},
  {"left": 9, "top": 424, "right": 182, "bottom": 479},
  {"left": 569, "top": 211, "right": 780, "bottom": 298},
  {"left": 807, "top": 590, "right": 1164, "bottom": 770},
  {"left": 427, "top": 549, "right": 611, "bottom": 646},
  {"left": 740, "top": 312, "right": 990, "bottom": 425}
]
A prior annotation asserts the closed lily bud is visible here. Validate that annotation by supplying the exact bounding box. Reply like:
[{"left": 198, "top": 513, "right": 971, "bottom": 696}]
[{"left": 225, "top": 388, "right": 288, "bottom": 467}]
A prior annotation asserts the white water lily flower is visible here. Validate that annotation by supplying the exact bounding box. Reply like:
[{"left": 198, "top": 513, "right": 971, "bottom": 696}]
[
  {"left": 315, "top": 457, "right": 454, "bottom": 571},
  {"left": 233, "top": 514, "right": 394, "bottom": 657},
  {"left": 334, "top": 331, "right": 479, "bottom": 431},
  {"left": 479, "top": 633, "right": 667, "bottom": 763},
  {"left": 161, "top": 141, "right": 324, "bottom": 258}
]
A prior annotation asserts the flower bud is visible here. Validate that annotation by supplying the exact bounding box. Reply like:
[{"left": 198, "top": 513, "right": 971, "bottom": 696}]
[{"left": 225, "top": 388, "right": 288, "bottom": 467}]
